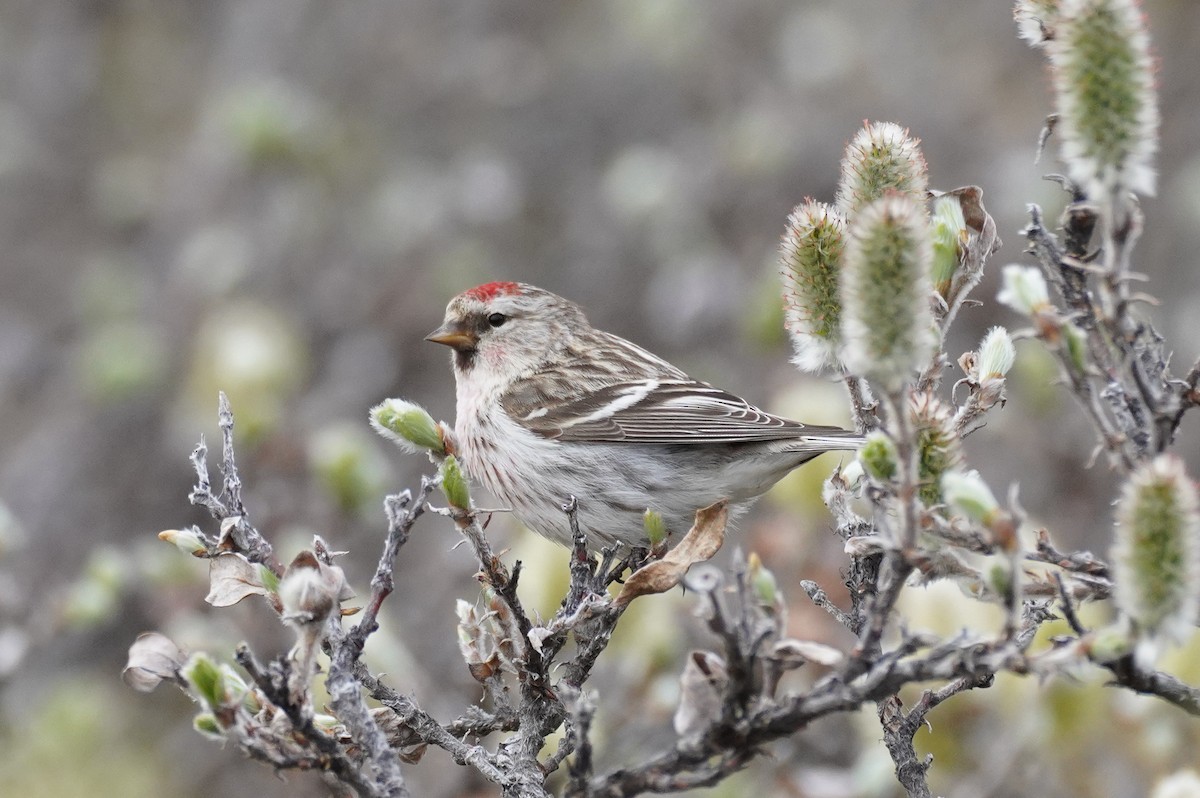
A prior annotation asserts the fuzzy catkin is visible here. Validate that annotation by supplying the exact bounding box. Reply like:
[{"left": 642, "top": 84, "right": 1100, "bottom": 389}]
[
  {"left": 835, "top": 122, "right": 928, "bottom": 218},
  {"left": 780, "top": 201, "right": 846, "bottom": 373},
  {"left": 840, "top": 193, "right": 935, "bottom": 388},
  {"left": 1112, "top": 455, "right": 1200, "bottom": 646},
  {"left": 1048, "top": 0, "right": 1158, "bottom": 198}
]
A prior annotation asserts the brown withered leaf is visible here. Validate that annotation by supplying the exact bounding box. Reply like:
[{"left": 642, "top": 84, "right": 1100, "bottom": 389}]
[
  {"left": 370, "top": 707, "right": 429, "bottom": 764},
  {"left": 615, "top": 500, "right": 728, "bottom": 609},
  {"left": 122, "top": 631, "right": 187, "bottom": 692},
  {"left": 206, "top": 552, "right": 270, "bottom": 607},
  {"left": 943, "top": 185, "right": 1000, "bottom": 261},
  {"left": 466, "top": 655, "right": 502, "bottom": 683}
]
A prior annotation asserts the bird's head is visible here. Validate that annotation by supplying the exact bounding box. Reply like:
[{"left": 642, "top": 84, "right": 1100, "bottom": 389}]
[{"left": 426, "top": 282, "right": 587, "bottom": 378}]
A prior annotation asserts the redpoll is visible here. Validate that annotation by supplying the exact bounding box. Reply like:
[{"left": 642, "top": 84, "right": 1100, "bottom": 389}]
[{"left": 426, "top": 282, "right": 862, "bottom": 548}]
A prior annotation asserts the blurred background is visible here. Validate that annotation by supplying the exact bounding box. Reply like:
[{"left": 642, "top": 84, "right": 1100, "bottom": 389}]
[{"left": 2, "top": 1, "right": 1200, "bottom": 796}]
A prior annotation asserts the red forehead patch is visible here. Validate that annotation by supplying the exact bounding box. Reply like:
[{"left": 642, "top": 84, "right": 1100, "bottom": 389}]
[{"left": 463, "top": 281, "right": 521, "bottom": 301}]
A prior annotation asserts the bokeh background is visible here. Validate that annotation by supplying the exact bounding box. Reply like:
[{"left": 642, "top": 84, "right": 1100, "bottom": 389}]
[{"left": 3, "top": 1, "right": 1200, "bottom": 796}]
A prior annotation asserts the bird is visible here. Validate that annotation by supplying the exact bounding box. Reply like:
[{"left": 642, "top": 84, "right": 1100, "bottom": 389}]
[{"left": 426, "top": 281, "right": 862, "bottom": 549}]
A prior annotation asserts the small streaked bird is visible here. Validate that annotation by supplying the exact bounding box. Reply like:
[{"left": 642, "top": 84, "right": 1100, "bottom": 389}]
[{"left": 427, "top": 282, "right": 862, "bottom": 548}]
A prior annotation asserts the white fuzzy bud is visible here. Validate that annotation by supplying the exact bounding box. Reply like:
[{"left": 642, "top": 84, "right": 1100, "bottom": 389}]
[
  {"left": 942, "top": 470, "right": 1001, "bottom": 524},
  {"left": 976, "top": 326, "right": 1016, "bottom": 379},
  {"left": 158, "top": 527, "right": 209, "bottom": 557},
  {"left": 996, "top": 264, "right": 1051, "bottom": 316},
  {"left": 279, "top": 565, "right": 334, "bottom": 626}
]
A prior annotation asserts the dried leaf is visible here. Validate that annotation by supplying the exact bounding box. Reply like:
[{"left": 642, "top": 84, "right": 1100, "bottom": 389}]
[
  {"left": 371, "top": 707, "right": 429, "bottom": 763},
  {"left": 456, "top": 599, "right": 504, "bottom": 680},
  {"left": 527, "top": 626, "right": 554, "bottom": 655},
  {"left": 672, "top": 650, "right": 728, "bottom": 741},
  {"left": 615, "top": 500, "right": 728, "bottom": 608},
  {"left": 206, "top": 552, "right": 269, "bottom": 607},
  {"left": 773, "top": 638, "right": 845, "bottom": 668},
  {"left": 397, "top": 743, "right": 429, "bottom": 765},
  {"left": 123, "top": 632, "right": 186, "bottom": 692},
  {"left": 217, "top": 515, "right": 243, "bottom": 548},
  {"left": 466, "top": 656, "right": 502, "bottom": 682},
  {"left": 844, "top": 534, "right": 890, "bottom": 558}
]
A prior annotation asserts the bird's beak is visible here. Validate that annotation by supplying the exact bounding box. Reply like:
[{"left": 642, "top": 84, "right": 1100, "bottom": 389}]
[{"left": 425, "top": 322, "right": 478, "bottom": 351}]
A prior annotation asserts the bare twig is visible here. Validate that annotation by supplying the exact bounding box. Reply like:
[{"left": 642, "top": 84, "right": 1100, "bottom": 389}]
[
  {"left": 235, "top": 644, "right": 393, "bottom": 798},
  {"left": 800, "top": 580, "right": 856, "bottom": 632}
]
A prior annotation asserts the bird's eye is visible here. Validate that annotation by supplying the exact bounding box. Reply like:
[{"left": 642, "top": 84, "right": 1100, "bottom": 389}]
[{"left": 487, "top": 313, "right": 508, "bottom": 328}]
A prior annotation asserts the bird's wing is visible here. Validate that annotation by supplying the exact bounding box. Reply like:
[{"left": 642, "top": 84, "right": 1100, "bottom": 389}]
[
  {"left": 499, "top": 329, "right": 855, "bottom": 445},
  {"left": 505, "top": 378, "right": 830, "bottom": 443}
]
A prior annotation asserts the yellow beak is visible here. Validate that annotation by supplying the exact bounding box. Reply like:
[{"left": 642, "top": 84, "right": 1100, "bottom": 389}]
[{"left": 425, "top": 322, "right": 478, "bottom": 351}]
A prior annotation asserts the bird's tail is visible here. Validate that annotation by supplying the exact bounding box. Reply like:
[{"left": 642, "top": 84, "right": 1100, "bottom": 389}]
[{"left": 782, "top": 430, "right": 864, "bottom": 455}]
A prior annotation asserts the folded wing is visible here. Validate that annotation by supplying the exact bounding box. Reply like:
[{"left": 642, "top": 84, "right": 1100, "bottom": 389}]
[{"left": 504, "top": 378, "right": 847, "bottom": 444}]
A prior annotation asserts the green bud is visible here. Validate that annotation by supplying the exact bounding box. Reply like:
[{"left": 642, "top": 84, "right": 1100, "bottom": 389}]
[
  {"left": 218, "top": 664, "right": 248, "bottom": 705},
  {"left": 859, "top": 432, "right": 899, "bottom": 482},
  {"left": 1061, "top": 321, "right": 1088, "bottom": 374},
  {"left": 370, "top": 398, "right": 446, "bottom": 455},
  {"left": 779, "top": 200, "right": 846, "bottom": 373},
  {"left": 440, "top": 455, "right": 470, "bottom": 510},
  {"left": 997, "top": 264, "right": 1051, "bottom": 316},
  {"left": 987, "top": 561, "right": 1013, "bottom": 602},
  {"left": 942, "top": 470, "right": 1000, "bottom": 524},
  {"left": 930, "top": 195, "right": 967, "bottom": 298},
  {"left": 259, "top": 564, "right": 280, "bottom": 595},
  {"left": 840, "top": 193, "right": 936, "bottom": 388},
  {"left": 747, "top": 552, "right": 779, "bottom": 607},
  {"left": 835, "top": 122, "right": 929, "bottom": 217},
  {"left": 1088, "top": 624, "right": 1133, "bottom": 663},
  {"left": 643, "top": 508, "right": 668, "bottom": 549},
  {"left": 1112, "top": 455, "right": 1200, "bottom": 647},
  {"left": 1048, "top": 0, "right": 1158, "bottom": 198},
  {"left": 158, "top": 527, "right": 208, "bottom": 557},
  {"left": 242, "top": 687, "right": 263, "bottom": 715},
  {"left": 182, "top": 653, "right": 225, "bottom": 710},
  {"left": 192, "top": 712, "right": 225, "bottom": 741}
]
